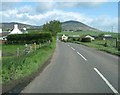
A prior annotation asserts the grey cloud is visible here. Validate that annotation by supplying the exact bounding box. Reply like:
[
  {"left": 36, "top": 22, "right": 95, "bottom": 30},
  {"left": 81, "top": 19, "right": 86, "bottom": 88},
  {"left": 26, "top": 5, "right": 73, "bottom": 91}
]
[
  {"left": 55, "top": 2, "right": 103, "bottom": 9},
  {"left": 1, "top": 2, "right": 16, "bottom": 11},
  {"left": 35, "top": 2, "right": 100, "bottom": 13},
  {"left": 35, "top": 2, "right": 54, "bottom": 13}
]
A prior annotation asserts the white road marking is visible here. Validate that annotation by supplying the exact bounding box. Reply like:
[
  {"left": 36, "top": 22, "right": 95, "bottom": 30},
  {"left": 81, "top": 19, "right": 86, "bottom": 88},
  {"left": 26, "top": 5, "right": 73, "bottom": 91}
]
[
  {"left": 94, "top": 68, "right": 119, "bottom": 94},
  {"left": 77, "top": 52, "right": 87, "bottom": 61},
  {"left": 71, "top": 47, "right": 75, "bottom": 51},
  {"left": 68, "top": 44, "right": 70, "bottom": 47}
]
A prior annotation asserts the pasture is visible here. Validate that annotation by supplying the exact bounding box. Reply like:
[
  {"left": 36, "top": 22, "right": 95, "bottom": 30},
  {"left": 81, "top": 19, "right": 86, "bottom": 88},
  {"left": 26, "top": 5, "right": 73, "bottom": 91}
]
[
  {"left": 1, "top": 37, "right": 56, "bottom": 84},
  {"left": 58, "top": 31, "right": 119, "bottom": 56},
  {"left": 58, "top": 31, "right": 118, "bottom": 38}
]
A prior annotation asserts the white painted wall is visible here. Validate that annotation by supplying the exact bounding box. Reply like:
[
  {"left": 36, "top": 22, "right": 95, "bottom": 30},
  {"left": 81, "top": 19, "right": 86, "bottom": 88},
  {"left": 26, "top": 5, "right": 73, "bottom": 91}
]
[{"left": 9, "top": 24, "right": 22, "bottom": 34}]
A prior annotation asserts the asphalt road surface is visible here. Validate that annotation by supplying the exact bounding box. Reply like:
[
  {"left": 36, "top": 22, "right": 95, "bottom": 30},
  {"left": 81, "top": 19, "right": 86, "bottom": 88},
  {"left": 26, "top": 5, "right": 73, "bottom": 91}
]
[{"left": 21, "top": 40, "right": 119, "bottom": 94}]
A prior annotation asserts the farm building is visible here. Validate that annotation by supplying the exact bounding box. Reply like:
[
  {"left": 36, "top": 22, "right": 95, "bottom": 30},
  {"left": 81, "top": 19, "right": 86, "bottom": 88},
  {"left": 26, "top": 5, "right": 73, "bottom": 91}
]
[
  {"left": 9, "top": 24, "right": 23, "bottom": 34},
  {"left": 61, "top": 34, "right": 68, "bottom": 41},
  {"left": 22, "top": 27, "right": 28, "bottom": 34},
  {"left": 68, "top": 35, "right": 80, "bottom": 38},
  {"left": 102, "top": 35, "right": 112, "bottom": 40},
  {"left": 0, "top": 29, "right": 8, "bottom": 44},
  {"left": 81, "top": 35, "right": 95, "bottom": 41},
  {"left": 97, "top": 34, "right": 112, "bottom": 40},
  {"left": 0, "top": 24, "right": 28, "bottom": 44},
  {"left": 67, "top": 35, "right": 80, "bottom": 41}
]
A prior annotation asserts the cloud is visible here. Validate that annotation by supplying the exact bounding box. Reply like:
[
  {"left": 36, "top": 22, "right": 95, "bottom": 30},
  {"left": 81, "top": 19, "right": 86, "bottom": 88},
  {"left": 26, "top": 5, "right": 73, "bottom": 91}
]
[
  {"left": 1, "top": 7, "right": 118, "bottom": 32},
  {"left": 1, "top": 0, "right": 119, "bottom": 2},
  {"left": 34, "top": 2, "right": 107, "bottom": 13},
  {"left": 0, "top": 2, "right": 118, "bottom": 32},
  {"left": 18, "top": 5, "right": 33, "bottom": 14},
  {"left": 1, "top": 2, "right": 16, "bottom": 11},
  {"left": 91, "top": 15, "right": 118, "bottom": 32},
  {"left": 36, "top": 2, "right": 55, "bottom": 13},
  {"left": 1, "top": 0, "right": 22, "bottom": 2}
]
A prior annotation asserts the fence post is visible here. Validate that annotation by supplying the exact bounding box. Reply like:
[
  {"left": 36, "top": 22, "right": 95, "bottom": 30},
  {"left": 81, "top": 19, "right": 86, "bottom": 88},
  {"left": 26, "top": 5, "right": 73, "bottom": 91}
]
[
  {"left": 34, "top": 43, "right": 37, "bottom": 50},
  {"left": 49, "top": 40, "right": 51, "bottom": 44},
  {"left": 25, "top": 44, "right": 28, "bottom": 55},
  {"left": 116, "top": 37, "right": 118, "bottom": 48},
  {"left": 16, "top": 48, "right": 19, "bottom": 57},
  {"left": 30, "top": 44, "right": 33, "bottom": 52},
  {"left": 39, "top": 43, "right": 41, "bottom": 48}
]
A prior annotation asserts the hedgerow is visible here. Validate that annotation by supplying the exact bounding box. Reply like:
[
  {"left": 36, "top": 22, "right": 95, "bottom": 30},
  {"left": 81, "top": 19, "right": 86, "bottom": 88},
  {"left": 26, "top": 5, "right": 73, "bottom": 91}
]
[{"left": 7, "top": 32, "right": 52, "bottom": 44}]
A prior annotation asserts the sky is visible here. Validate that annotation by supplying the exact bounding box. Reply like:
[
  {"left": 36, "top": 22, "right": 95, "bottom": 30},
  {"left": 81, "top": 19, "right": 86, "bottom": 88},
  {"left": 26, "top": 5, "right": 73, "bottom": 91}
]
[{"left": 0, "top": 0, "right": 119, "bottom": 32}]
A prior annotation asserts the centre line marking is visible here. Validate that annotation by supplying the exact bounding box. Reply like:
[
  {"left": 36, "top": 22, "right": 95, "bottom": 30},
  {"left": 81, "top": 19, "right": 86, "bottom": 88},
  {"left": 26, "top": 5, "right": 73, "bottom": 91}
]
[
  {"left": 68, "top": 45, "right": 70, "bottom": 47},
  {"left": 77, "top": 52, "right": 87, "bottom": 61},
  {"left": 71, "top": 47, "right": 75, "bottom": 51},
  {"left": 94, "top": 68, "right": 119, "bottom": 94}
]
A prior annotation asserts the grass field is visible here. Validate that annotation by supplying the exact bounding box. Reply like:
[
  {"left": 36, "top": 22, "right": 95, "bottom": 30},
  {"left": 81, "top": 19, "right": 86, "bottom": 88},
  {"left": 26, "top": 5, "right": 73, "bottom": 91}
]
[
  {"left": 58, "top": 31, "right": 118, "bottom": 38},
  {"left": 74, "top": 40, "right": 119, "bottom": 56},
  {"left": 58, "top": 31, "right": 119, "bottom": 56},
  {"left": 2, "top": 45, "right": 25, "bottom": 58},
  {"left": 1, "top": 37, "right": 56, "bottom": 84}
]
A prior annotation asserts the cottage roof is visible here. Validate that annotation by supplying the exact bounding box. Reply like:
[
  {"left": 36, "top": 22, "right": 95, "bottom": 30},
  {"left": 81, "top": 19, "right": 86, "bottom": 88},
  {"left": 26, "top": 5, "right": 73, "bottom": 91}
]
[
  {"left": 9, "top": 24, "right": 22, "bottom": 34},
  {"left": 103, "top": 35, "right": 112, "bottom": 37}
]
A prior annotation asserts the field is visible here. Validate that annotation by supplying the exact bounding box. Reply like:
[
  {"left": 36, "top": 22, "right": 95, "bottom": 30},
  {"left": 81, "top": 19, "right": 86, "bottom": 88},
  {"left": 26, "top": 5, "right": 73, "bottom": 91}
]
[
  {"left": 2, "top": 45, "right": 25, "bottom": 58},
  {"left": 74, "top": 40, "right": 119, "bottom": 56},
  {"left": 1, "top": 37, "right": 56, "bottom": 84},
  {"left": 58, "top": 31, "right": 119, "bottom": 56},
  {"left": 58, "top": 31, "right": 118, "bottom": 38}
]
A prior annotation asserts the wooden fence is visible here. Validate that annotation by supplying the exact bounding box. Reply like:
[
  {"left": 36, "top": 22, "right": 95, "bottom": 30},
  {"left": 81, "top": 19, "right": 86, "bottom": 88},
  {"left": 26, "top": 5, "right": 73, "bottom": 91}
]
[{"left": 16, "top": 40, "right": 51, "bottom": 57}]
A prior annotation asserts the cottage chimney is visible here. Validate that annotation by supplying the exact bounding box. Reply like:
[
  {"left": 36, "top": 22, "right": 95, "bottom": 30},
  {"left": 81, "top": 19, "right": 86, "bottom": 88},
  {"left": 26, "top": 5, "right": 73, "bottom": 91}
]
[
  {"left": 9, "top": 24, "right": 22, "bottom": 34},
  {"left": 14, "top": 24, "right": 18, "bottom": 29}
]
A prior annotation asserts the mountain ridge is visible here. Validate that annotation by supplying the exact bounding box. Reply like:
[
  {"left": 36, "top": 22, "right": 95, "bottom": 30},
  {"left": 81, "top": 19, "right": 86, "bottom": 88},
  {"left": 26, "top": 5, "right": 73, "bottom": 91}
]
[
  {"left": 61, "top": 20, "right": 98, "bottom": 31},
  {"left": 1, "top": 20, "right": 99, "bottom": 32}
]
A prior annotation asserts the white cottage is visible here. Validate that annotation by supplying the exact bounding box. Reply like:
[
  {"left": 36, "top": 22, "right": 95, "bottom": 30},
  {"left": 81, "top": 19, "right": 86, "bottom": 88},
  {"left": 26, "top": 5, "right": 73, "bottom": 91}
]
[
  {"left": 84, "top": 35, "right": 95, "bottom": 41},
  {"left": 103, "top": 35, "right": 112, "bottom": 40},
  {"left": 9, "top": 24, "right": 22, "bottom": 34},
  {"left": 61, "top": 34, "right": 68, "bottom": 41},
  {"left": 0, "top": 29, "right": 2, "bottom": 33}
]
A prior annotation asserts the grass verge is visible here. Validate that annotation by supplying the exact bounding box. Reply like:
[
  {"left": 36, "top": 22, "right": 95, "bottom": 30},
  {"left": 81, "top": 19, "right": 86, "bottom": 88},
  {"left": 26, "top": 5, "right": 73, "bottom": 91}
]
[
  {"left": 1, "top": 37, "right": 56, "bottom": 92},
  {"left": 73, "top": 41, "right": 119, "bottom": 56}
]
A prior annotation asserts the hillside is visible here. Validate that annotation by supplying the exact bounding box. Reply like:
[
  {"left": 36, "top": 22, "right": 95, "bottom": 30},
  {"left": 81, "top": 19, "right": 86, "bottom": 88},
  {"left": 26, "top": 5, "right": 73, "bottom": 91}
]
[
  {"left": 62, "top": 20, "right": 98, "bottom": 32},
  {"left": 1, "top": 22, "right": 41, "bottom": 31},
  {"left": 1, "top": 20, "right": 99, "bottom": 32}
]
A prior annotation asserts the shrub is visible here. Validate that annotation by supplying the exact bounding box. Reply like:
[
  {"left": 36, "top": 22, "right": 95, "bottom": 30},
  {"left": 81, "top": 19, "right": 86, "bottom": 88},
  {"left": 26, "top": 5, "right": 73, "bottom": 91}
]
[
  {"left": 67, "top": 38, "right": 72, "bottom": 42},
  {"left": 118, "top": 41, "right": 120, "bottom": 50},
  {"left": 7, "top": 32, "right": 52, "bottom": 44},
  {"left": 81, "top": 38, "right": 91, "bottom": 42}
]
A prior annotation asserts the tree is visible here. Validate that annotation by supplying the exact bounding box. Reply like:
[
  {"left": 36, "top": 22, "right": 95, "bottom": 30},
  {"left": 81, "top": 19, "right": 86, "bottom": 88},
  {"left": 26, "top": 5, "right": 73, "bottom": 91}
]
[
  {"left": 43, "top": 20, "right": 61, "bottom": 36},
  {"left": 98, "top": 33, "right": 104, "bottom": 40}
]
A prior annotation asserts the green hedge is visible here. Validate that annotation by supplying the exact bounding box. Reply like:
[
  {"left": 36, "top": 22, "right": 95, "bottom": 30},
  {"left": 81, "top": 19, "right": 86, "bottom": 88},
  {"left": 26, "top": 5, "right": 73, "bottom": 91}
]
[
  {"left": 7, "top": 32, "right": 52, "bottom": 44},
  {"left": 81, "top": 38, "right": 91, "bottom": 42},
  {"left": 67, "top": 37, "right": 80, "bottom": 42},
  {"left": 118, "top": 41, "right": 120, "bottom": 50}
]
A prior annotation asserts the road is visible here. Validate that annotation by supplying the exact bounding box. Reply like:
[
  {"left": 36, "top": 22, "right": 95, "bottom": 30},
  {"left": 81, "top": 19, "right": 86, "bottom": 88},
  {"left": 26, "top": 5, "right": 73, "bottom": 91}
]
[{"left": 21, "top": 40, "right": 119, "bottom": 94}]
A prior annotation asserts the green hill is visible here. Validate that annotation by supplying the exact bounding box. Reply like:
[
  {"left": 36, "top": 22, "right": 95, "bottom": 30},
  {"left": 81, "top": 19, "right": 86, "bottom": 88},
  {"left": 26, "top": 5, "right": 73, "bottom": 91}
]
[{"left": 62, "top": 20, "right": 99, "bottom": 32}]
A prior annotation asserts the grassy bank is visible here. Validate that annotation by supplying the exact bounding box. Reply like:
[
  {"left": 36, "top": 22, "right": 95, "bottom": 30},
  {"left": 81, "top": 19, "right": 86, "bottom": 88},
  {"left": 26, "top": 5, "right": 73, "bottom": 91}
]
[
  {"left": 58, "top": 31, "right": 118, "bottom": 38},
  {"left": 73, "top": 40, "right": 119, "bottom": 56},
  {"left": 1, "top": 37, "right": 56, "bottom": 84},
  {"left": 58, "top": 31, "right": 119, "bottom": 56},
  {"left": 2, "top": 45, "right": 25, "bottom": 58}
]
